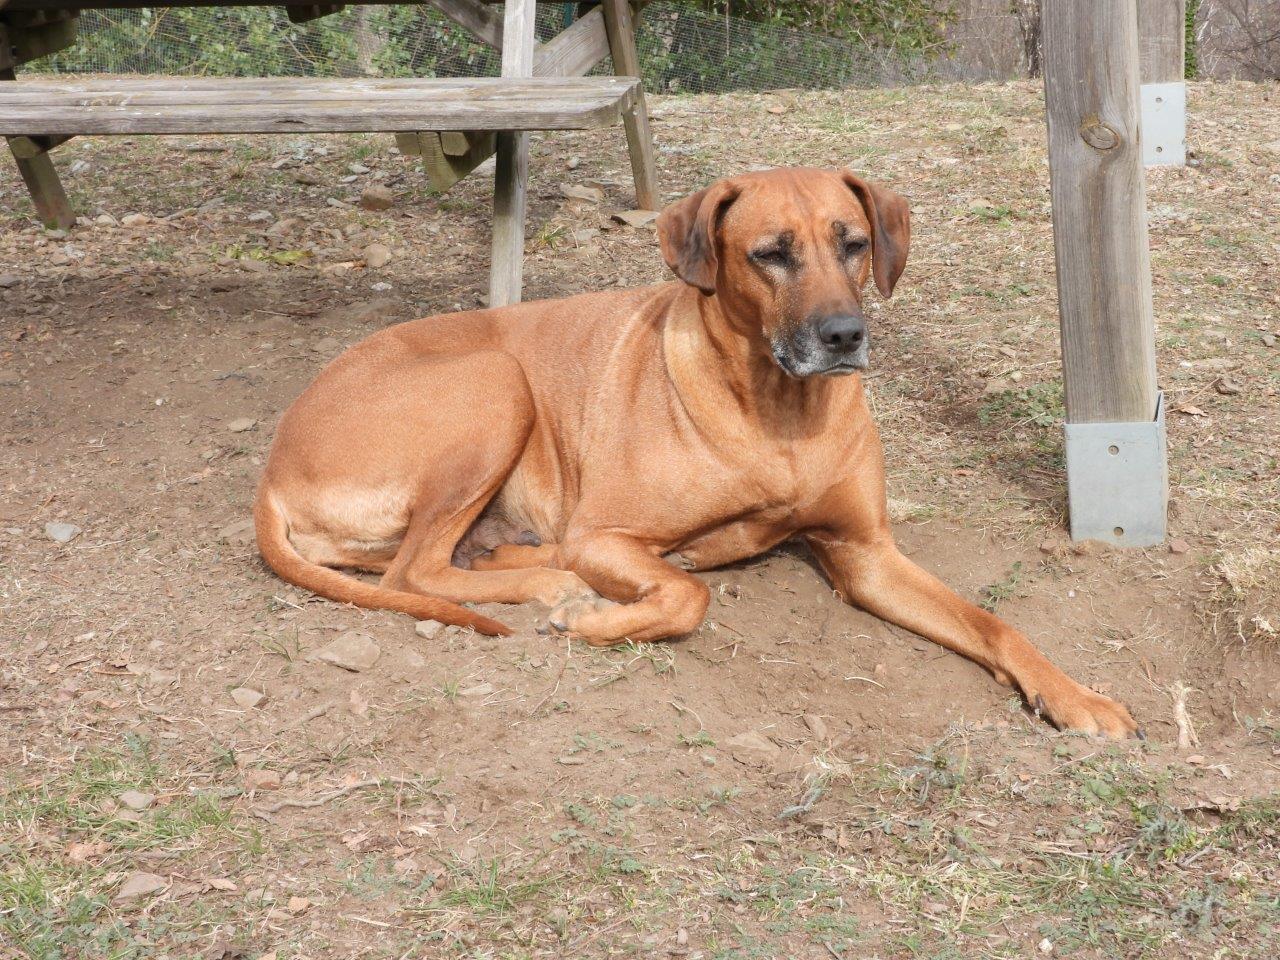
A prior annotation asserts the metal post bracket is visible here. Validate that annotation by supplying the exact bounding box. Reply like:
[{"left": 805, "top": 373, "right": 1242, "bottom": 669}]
[
  {"left": 1064, "top": 392, "right": 1168, "bottom": 547},
  {"left": 1141, "top": 81, "right": 1186, "bottom": 167}
]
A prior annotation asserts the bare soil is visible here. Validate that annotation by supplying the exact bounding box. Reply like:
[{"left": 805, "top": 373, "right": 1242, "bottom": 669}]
[{"left": 2, "top": 81, "right": 1278, "bottom": 959}]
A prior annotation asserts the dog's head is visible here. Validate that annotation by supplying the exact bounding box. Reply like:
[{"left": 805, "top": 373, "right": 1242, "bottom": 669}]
[{"left": 657, "top": 167, "right": 910, "bottom": 378}]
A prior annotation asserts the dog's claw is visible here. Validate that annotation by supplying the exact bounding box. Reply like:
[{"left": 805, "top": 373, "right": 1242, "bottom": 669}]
[
  {"left": 534, "top": 619, "right": 553, "bottom": 636},
  {"left": 1034, "top": 694, "right": 1047, "bottom": 717},
  {"left": 1135, "top": 726, "right": 1147, "bottom": 741}
]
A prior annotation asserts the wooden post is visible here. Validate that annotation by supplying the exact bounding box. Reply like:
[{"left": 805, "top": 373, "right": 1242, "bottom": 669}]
[
  {"left": 601, "top": 0, "right": 659, "bottom": 210},
  {"left": 1042, "top": 0, "right": 1166, "bottom": 546},
  {"left": 488, "top": 0, "right": 538, "bottom": 307},
  {"left": 1139, "top": 0, "right": 1185, "bottom": 82},
  {"left": 1137, "top": 0, "right": 1186, "bottom": 166},
  {"left": 2, "top": 75, "right": 76, "bottom": 228}
]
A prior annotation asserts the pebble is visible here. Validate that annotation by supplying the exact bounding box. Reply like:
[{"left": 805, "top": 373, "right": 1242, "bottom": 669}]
[
  {"left": 44, "top": 521, "right": 82, "bottom": 543},
  {"left": 566, "top": 156, "right": 581, "bottom": 170},
  {"left": 560, "top": 183, "right": 606, "bottom": 203},
  {"left": 313, "top": 337, "right": 342, "bottom": 354},
  {"left": 114, "top": 872, "right": 167, "bottom": 902},
  {"left": 217, "top": 518, "right": 255, "bottom": 544},
  {"left": 0, "top": 274, "right": 21, "bottom": 288},
  {"left": 1169, "top": 538, "right": 1192, "bottom": 555},
  {"left": 611, "top": 209, "right": 659, "bottom": 228},
  {"left": 227, "top": 417, "right": 257, "bottom": 433},
  {"left": 726, "top": 730, "right": 779, "bottom": 768},
  {"left": 359, "top": 185, "right": 394, "bottom": 211},
  {"left": 1214, "top": 376, "right": 1242, "bottom": 396},
  {"left": 247, "top": 210, "right": 274, "bottom": 224},
  {"left": 803, "top": 714, "right": 830, "bottom": 742},
  {"left": 415, "top": 619, "right": 444, "bottom": 640},
  {"left": 363, "top": 243, "right": 392, "bottom": 269},
  {"left": 243, "top": 768, "right": 282, "bottom": 791},
  {"left": 121, "top": 213, "right": 149, "bottom": 227},
  {"left": 309, "top": 631, "right": 381, "bottom": 672},
  {"left": 348, "top": 163, "right": 371, "bottom": 174},
  {"left": 118, "top": 790, "right": 155, "bottom": 811},
  {"left": 230, "top": 686, "right": 266, "bottom": 709},
  {"left": 1263, "top": 334, "right": 1276, "bottom": 348}
]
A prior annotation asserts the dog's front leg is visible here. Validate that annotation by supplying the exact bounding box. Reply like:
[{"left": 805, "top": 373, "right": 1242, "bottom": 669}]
[
  {"left": 805, "top": 531, "right": 1138, "bottom": 738},
  {"left": 549, "top": 532, "right": 711, "bottom": 646}
]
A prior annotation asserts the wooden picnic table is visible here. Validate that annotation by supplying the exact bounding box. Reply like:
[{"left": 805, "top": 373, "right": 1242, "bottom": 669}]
[{"left": 0, "top": 0, "right": 659, "bottom": 304}]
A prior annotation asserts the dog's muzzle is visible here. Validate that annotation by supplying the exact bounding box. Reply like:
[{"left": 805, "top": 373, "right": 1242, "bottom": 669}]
[{"left": 772, "top": 313, "right": 870, "bottom": 378}]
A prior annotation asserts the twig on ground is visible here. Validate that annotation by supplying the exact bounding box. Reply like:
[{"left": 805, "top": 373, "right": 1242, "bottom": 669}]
[
  {"left": 253, "top": 775, "right": 420, "bottom": 817},
  {"left": 1170, "top": 682, "right": 1200, "bottom": 750}
]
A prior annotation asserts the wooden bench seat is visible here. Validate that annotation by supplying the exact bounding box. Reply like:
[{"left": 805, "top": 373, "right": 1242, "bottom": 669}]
[{"left": 0, "top": 76, "right": 643, "bottom": 137}]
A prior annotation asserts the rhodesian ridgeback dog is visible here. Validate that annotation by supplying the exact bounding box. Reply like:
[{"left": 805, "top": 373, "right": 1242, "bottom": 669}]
[{"left": 255, "top": 167, "right": 1138, "bottom": 738}]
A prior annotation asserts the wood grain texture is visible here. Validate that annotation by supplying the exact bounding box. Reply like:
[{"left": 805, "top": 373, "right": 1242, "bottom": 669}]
[
  {"left": 1042, "top": 0, "right": 1158, "bottom": 425},
  {"left": 3, "top": 62, "right": 74, "bottom": 228},
  {"left": 489, "top": 0, "right": 540, "bottom": 307},
  {"left": 425, "top": 0, "right": 502, "bottom": 49},
  {"left": 0, "top": 76, "right": 639, "bottom": 136},
  {"left": 602, "top": 0, "right": 658, "bottom": 210},
  {"left": 1138, "top": 0, "right": 1185, "bottom": 83}
]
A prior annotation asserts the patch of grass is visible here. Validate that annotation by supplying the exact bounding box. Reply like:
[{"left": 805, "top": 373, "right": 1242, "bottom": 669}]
[
  {"left": 978, "top": 382, "right": 1064, "bottom": 429},
  {"left": 979, "top": 561, "right": 1025, "bottom": 613}
]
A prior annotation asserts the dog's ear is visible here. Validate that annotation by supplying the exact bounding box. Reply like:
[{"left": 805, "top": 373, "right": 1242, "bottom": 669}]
[
  {"left": 840, "top": 171, "right": 910, "bottom": 298},
  {"left": 656, "top": 179, "right": 742, "bottom": 295}
]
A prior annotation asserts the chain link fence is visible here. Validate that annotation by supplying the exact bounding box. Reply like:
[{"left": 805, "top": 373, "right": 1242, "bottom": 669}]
[{"left": 33, "top": 3, "right": 938, "bottom": 90}]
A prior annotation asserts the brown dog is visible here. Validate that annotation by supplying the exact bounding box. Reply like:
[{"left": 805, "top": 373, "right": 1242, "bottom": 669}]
[{"left": 255, "top": 167, "right": 1137, "bottom": 738}]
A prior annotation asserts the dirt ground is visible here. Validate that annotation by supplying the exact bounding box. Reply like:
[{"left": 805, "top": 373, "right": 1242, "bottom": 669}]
[{"left": 2, "top": 81, "right": 1278, "bottom": 960}]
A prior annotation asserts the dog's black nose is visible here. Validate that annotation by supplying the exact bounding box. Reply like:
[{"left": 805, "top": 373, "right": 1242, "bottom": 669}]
[{"left": 816, "top": 314, "right": 866, "bottom": 352}]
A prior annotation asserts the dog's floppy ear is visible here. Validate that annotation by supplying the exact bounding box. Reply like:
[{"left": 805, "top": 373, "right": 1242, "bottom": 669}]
[
  {"left": 840, "top": 171, "right": 910, "bottom": 298},
  {"left": 656, "top": 179, "right": 741, "bottom": 295}
]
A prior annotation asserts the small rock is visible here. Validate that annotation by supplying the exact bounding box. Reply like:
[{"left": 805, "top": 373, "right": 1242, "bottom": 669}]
[
  {"left": 230, "top": 686, "right": 265, "bottom": 709},
  {"left": 294, "top": 170, "right": 321, "bottom": 186},
  {"left": 287, "top": 895, "right": 311, "bottom": 914},
  {"left": 247, "top": 209, "right": 274, "bottom": 224},
  {"left": 459, "top": 682, "right": 494, "bottom": 697},
  {"left": 118, "top": 790, "right": 155, "bottom": 811},
  {"left": 226, "top": 417, "right": 257, "bottom": 433},
  {"left": 44, "top": 522, "right": 82, "bottom": 544},
  {"left": 560, "top": 183, "right": 606, "bottom": 203},
  {"left": 371, "top": 281, "right": 393, "bottom": 292},
  {"left": 1169, "top": 538, "right": 1192, "bottom": 555},
  {"left": 217, "top": 518, "right": 255, "bottom": 544},
  {"left": 94, "top": 213, "right": 119, "bottom": 227},
  {"left": 566, "top": 156, "right": 581, "bottom": 170},
  {"left": 348, "top": 163, "right": 371, "bottom": 175},
  {"left": 1262, "top": 333, "right": 1276, "bottom": 348},
  {"left": 983, "top": 378, "right": 1011, "bottom": 396},
  {"left": 359, "top": 185, "right": 394, "bottom": 211},
  {"left": 243, "top": 768, "right": 282, "bottom": 792},
  {"left": 415, "top": 619, "right": 444, "bottom": 640},
  {"left": 363, "top": 243, "right": 392, "bottom": 269},
  {"left": 803, "top": 714, "right": 830, "bottom": 742},
  {"left": 571, "top": 229, "right": 599, "bottom": 244},
  {"left": 121, "top": 213, "right": 150, "bottom": 227},
  {"left": 611, "top": 209, "right": 659, "bottom": 228},
  {"left": 0, "top": 273, "right": 21, "bottom": 288},
  {"left": 114, "top": 871, "right": 167, "bottom": 902},
  {"left": 1214, "top": 376, "right": 1241, "bottom": 396},
  {"left": 726, "top": 730, "right": 780, "bottom": 768},
  {"left": 313, "top": 336, "right": 342, "bottom": 354},
  {"left": 309, "top": 631, "right": 381, "bottom": 672},
  {"left": 1039, "top": 539, "right": 1062, "bottom": 555}
]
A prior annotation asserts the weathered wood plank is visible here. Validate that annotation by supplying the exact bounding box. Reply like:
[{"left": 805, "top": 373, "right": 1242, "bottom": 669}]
[
  {"left": 489, "top": 0, "right": 538, "bottom": 308},
  {"left": 1042, "top": 0, "right": 1158, "bottom": 425},
  {"left": 602, "top": 0, "right": 658, "bottom": 210},
  {"left": 8, "top": 133, "right": 72, "bottom": 158},
  {"left": 425, "top": 0, "right": 502, "bottom": 49},
  {"left": 0, "top": 77, "right": 639, "bottom": 136},
  {"left": 1138, "top": 0, "right": 1185, "bottom": 83},
  {"left": 421, "top": 130, "right": 496, "bottom": 192},
  {"left": 3, "top": 63, "right": 75, "bottom": 229}
]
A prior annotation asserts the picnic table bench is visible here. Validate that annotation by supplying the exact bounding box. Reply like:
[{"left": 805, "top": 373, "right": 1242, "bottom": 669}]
[{"left": 0, "top": 0, "right": 659, "bottom": 304}]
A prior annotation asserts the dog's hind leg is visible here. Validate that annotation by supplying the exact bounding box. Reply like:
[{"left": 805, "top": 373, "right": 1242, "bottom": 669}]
[{"left": 379, "top": 357, "right": 593, "bottom": 611}]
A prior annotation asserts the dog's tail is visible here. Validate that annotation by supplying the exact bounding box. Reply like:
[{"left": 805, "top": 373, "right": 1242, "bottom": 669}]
[{"left": 253, "top": 488, "right": 512, "bottom": 636}]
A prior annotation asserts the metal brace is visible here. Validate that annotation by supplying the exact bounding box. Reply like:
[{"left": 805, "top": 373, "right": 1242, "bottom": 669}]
[{"left": 1064, "top": 392, "right": 1168, "bottom": 547}]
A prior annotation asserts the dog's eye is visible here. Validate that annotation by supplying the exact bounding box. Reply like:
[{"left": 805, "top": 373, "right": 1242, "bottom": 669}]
[
  {"left": 843, "top": 238, "right": 869, "bottom": 258},
  {"left": 751, "top": 247, "right": 790, "bottom": 268}
]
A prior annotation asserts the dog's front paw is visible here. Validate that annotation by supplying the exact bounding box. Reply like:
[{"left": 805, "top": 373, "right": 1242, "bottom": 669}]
[{"left": 1030, "top": 679, "right": 1140, "bottom": 739}]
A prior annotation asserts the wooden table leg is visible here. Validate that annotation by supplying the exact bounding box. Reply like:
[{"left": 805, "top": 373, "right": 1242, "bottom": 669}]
[
  {"left": 2, "top": 30, "right": 76, "bottom": 231},
  {"left": 488, "top": 0, "right": 538, "bottom": 307},
  {"left": 602, "top": 0, "right": 659, "bottom": 211}
]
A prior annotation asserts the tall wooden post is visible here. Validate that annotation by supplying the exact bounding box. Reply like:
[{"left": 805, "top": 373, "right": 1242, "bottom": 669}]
[
  {"left": 1138, "top": 0, "right": 1186, "bottom": 166},
  {"left": 1042, "top": 0, "right": 1166, "bottom": 546},
  {"left": 489, "top": 0, "right": 538, "bottom": 307}
]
